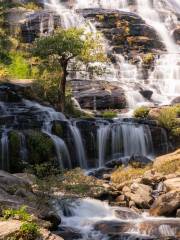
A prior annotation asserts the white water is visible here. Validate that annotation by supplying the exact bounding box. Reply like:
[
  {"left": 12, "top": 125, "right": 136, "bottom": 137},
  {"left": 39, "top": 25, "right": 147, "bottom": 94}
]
[
  {"left": 98, "top": 122, "right": 154, "bottom": 167},
  {"left": 97, "top": 124, "right": 110, "bottom": 167},
  {"left": 56, "top": 197, "right": 180, "bottom": 240},
  {"left": 136, "top": 0, "right": 180, "bottom": 104},
  {"left": 69, "top": 122, "right": 87, "bottom": 169},
  {"left": 1, "top": 128, "right": 9, "bottom": 170}
]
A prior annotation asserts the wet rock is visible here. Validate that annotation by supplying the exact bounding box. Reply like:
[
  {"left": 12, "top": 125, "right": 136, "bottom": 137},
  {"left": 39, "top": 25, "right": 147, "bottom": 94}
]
[
  {"left": 140, "top": 90, "right": 153, "bottom": 100},
  {"left": 95, "top": 219, "right": 180, "bottom": 239},
  {"left": 150, "top": 191, "right": 180, "bottom": 217},
  {"left": 114, "top": 207, "right": 140, "bottom": 220},
  {"left": 40, "top": 211, "right": 61, "bottom": 231},
  {"left": 173, "top": 27, "right": 180, "bottom": 45},
  {"left": 129, "top": 155, "right": 152, "bottom": 167},
  {"left": 138, "top": 219, "right": 180, "bottom": 239},
  {"left": 171, "top": 96, "right": 180, "bottom": 104},
  {"left": 94, "top": 221, "right": 134, "bottom": 234},
  {"left": 55, "top": 226, "right": 82, "bottom": 240}
]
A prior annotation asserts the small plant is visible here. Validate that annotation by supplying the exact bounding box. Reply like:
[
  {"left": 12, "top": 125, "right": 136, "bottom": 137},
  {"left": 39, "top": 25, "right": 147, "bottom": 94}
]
[
  {"left": 102, "top": 110, "right": 118, "bottom": 119},
  {"left": 2, "top": 206, "right": 31, "bottom": 221},
  {"left": 134, "top": 106, "right": 150, "bottom": 119},
  {"left": 15, "top": 222, "right": 40, "bottom": 240}
]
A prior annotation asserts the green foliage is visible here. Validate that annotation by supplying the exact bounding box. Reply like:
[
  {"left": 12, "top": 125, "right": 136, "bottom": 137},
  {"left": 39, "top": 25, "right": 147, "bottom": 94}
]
[
  {"left": 2, "top": 206, "right": 31, "bottom": 221},
  {"left": 27, "top": 163, "right": 61, "bottom": 179},
  {"left": 32, "top": 28, "right": 105, "bottom": 63},
  {"left": 7, "top": 52, "right": 31, "bottom": 79},
  {"left": 134, "top": 106, "right": 150, "bottom": 118},
  {"left": 102, "top": 110, "right": 118, "bottom": 119},
  {"left": 18, "top": 222, "right": 40, "bottom": 240}
]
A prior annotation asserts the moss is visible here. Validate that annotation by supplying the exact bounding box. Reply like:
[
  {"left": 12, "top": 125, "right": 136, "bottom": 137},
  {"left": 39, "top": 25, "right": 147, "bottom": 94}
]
[
  {"left": 134, "top": 106, "right": 150, "bottom": 119},
  {"left": 26, "top": 130, "right": 55, "bottom": 165},
  {"left": 102, "top": 110, "right": 118, "bottom": 119},
  {"left": 52, "top": 122, "right": 63, "bottom": 137}
]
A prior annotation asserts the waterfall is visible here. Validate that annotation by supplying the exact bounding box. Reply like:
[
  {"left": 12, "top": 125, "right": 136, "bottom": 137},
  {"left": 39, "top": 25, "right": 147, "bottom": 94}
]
[
  {"left": 69, "top": 123, "right": 87, "bottom": 169},
  {"left": 136, "top": 0, "right": 180, "bottom": 104},
  {"left": 97, "top": 122, "right": 154, "bottom": 167},
  {"left": 19, "top": 133, "right": 28, "bottom": 162},
  {"left": 1, "top": 128, "right": 9, "bottom": 171},
  {"left": 24, "top": 100, "right": 72, "bottom": 168},
  {"left": 97, "top": 123, "right": 111, "bottom": 167}
]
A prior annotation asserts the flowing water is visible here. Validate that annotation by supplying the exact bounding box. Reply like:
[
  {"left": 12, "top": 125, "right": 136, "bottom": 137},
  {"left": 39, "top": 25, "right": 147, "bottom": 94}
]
[{"left": 55, "top": 197, "right": 180, "bottom": 240}]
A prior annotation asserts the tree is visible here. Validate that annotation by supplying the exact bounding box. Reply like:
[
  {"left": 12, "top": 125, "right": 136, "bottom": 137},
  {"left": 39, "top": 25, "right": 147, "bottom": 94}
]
[{"left": 32, "top": 28, "right": 106, "bottom": 112}]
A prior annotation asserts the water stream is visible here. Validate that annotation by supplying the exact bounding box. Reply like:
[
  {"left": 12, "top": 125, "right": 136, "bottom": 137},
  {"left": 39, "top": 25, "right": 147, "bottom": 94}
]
[{"left": 55, "top": 197, "right": 180, "bottom": 240}]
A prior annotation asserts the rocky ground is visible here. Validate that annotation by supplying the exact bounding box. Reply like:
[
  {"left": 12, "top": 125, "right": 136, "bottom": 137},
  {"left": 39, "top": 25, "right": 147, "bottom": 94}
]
[{"left": 0, "top": 149, "right": 179, "bottom": 239}]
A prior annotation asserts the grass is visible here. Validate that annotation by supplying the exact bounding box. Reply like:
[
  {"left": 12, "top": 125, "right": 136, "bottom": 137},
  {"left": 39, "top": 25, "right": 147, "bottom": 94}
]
[
  {"left": 35, "top": 168, "right": 104, "bottom": 198},
  {"left": 111, "top": 166, "right": 148, "bottom": 184},
  {"left": 153, "top": 149, "right": 180, "bottom": 175}
]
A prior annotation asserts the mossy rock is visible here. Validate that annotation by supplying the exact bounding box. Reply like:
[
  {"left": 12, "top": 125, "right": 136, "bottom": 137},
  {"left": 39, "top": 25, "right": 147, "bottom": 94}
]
[
  {"left": 9, "top": 130, "right": 24, "bottom": 173},
  {"left": 26, "top": 130, "right": 55, "bottom": 165},
  {"left": 52, "top": 121, "right": 63, "bottom": 138}
]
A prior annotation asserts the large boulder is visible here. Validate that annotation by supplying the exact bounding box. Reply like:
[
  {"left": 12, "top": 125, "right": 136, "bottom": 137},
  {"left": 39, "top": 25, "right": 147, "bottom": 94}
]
[
  {"left": 164, "top": 177, "right": 180, "bottom": 191},
  {"left": 150, "top": 190, "right": 180, "bottom": 217},
  {"left": 122, "top": 183, "right": 153, "bottom": 209}
]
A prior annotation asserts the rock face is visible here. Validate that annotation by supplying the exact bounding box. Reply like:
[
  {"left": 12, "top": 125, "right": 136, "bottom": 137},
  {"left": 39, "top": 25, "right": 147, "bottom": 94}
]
[
  {"left": 74, "top": 81, "right": 126, "bottom": 109},
  {"left": 0, "top": 171, "right": 61, "bottom": 232}
]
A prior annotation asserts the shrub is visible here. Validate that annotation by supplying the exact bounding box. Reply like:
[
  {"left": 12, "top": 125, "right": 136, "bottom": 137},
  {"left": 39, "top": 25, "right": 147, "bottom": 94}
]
[
  {"left": 102, "top": 110, "right": 118, "bottom": 119},
  {"left": 134, "top": 106, "right": 150, "bottom": 118}
]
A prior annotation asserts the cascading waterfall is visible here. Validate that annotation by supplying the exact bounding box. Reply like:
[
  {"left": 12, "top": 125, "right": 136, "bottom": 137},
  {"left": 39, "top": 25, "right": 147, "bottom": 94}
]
[
  {"left": 98, "top": 122, "right": 154, "bottom": 167},
  {"left": 136, "top": 0, "right": 180, "bottom": 104}
]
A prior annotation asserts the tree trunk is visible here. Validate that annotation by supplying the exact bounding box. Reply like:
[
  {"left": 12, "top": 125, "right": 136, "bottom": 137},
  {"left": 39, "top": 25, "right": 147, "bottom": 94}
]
[{"left": 58, "top": 61, "right": 68, "bottom": 112}]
